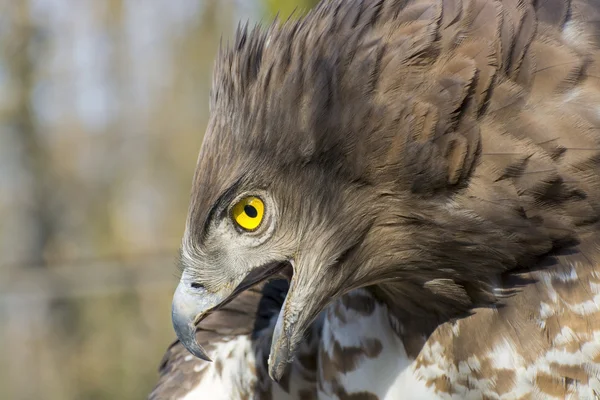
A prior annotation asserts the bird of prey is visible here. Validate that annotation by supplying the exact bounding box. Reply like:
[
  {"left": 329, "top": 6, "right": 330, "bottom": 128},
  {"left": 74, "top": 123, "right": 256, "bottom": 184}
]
[{"left": 150, "top": 0, "right": 600, "bottom": 398}]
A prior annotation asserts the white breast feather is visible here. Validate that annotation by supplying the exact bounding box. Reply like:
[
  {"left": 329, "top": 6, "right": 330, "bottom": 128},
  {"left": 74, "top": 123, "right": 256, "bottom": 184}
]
[{"left": 317, "top": 289, "right": 438, "bottom": 400}]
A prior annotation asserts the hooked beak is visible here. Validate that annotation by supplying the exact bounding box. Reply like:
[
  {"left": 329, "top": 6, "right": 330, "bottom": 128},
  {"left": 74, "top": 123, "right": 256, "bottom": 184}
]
[
  {"left": 171, "top": 279, "right": 224, "bottom": 361},
  {"left": 171, "top": 262, "right": 288, "bottom": 363},
  {"left": 172, "top": 259, "right": 326, "bottom": 382}
]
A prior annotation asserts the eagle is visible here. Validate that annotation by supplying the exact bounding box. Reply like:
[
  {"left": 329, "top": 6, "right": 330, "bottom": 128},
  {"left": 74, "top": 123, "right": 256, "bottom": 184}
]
[{"left": 150, "top": 0, "right": 600, "bottom": 398}]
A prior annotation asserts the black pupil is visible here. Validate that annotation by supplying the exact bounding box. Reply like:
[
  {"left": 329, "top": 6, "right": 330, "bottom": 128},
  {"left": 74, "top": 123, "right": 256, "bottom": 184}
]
[{"left": 244, "top": 205, "right": 258, "bottom": 218}]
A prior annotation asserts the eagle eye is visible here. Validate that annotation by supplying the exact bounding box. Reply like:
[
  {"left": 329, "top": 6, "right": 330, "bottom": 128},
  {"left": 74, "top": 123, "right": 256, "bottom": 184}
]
[{"left": 231, "top": 196, "right": 264, "bottom": 231}]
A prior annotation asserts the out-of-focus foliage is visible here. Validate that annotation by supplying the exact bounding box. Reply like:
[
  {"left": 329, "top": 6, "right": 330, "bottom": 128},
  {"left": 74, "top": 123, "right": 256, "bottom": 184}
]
[
  {"left": 264, "top": 0, "right": 319, "bottom": 18},
  {"left": 0, "top": 1, "right": 317, "bottom": 399}
]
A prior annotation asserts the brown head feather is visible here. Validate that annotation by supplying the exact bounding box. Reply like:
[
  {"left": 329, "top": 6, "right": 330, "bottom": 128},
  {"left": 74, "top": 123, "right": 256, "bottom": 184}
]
[{"left": 185, "top": 0, "right": 600, "bottom": 321}]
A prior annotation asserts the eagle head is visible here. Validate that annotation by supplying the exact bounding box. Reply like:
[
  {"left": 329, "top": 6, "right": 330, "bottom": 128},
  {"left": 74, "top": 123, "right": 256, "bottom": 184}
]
[{"left": 171, "top": 8, "right": 558, "bottom": 381}]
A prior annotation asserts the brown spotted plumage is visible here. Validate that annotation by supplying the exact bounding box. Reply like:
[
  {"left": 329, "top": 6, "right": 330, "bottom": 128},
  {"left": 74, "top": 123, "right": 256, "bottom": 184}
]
[{"left": 151, "top": 0, "right": 600, "bottom": 398}]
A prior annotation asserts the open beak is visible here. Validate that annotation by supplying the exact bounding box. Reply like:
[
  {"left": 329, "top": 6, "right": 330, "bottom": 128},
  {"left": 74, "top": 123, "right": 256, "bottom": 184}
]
[
  {"left": 171, "top": 262, "right": 288, "bottom": 363},
  {"left": 172, "top": 259, "right": 328, "bottom": 382}
]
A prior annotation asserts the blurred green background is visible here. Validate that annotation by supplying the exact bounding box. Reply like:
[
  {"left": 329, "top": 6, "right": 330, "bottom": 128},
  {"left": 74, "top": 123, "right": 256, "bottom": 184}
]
[{"left": 0, "top": 1, "right": 317, "bottom": 399}]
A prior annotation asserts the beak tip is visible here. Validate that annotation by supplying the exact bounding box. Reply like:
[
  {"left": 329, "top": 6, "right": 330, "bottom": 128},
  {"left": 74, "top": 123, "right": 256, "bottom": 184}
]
[
  {"left": 172, "top": 306, "right": 213, "bottom": 363},
  {"left": 190, "top": 347, "right": 213, "bottom": 362},
  {"left": 174, "top": 322, "right": 213, "bottom": 362},
  {"left": 174, "top": 323, "right": 213, "bottom": 362},
  {"left": 267, "top": 357, "right": 286, "bottom": 382},
  {"left": 267, "top": 338, "right": 290, "bottom": 382},
  {"left": 172, "top": 280, "right": 217, "bottom": 363},
  {"left": 268, "top": 291, "right": 295, "bottom": 381}
]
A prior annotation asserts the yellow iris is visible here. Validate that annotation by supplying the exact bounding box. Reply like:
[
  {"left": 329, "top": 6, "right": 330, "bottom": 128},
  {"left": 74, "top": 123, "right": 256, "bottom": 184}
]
[{"left": 232, "top": 196, "right": 264, "bottom": 231}]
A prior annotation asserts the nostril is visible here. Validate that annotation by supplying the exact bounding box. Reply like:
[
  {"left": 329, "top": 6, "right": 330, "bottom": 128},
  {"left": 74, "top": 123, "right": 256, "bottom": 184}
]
[{"left": 190, "top": 282, "right": 205, "bottom": 290}]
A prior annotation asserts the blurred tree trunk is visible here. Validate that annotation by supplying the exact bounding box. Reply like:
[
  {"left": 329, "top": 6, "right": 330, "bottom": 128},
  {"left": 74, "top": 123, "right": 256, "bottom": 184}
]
[
  {"left": 1, "top": 1, "right": 54, "bottom": 399},
  {"left": 6, "top": 0, "right": 54, "bottom": 267}
]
